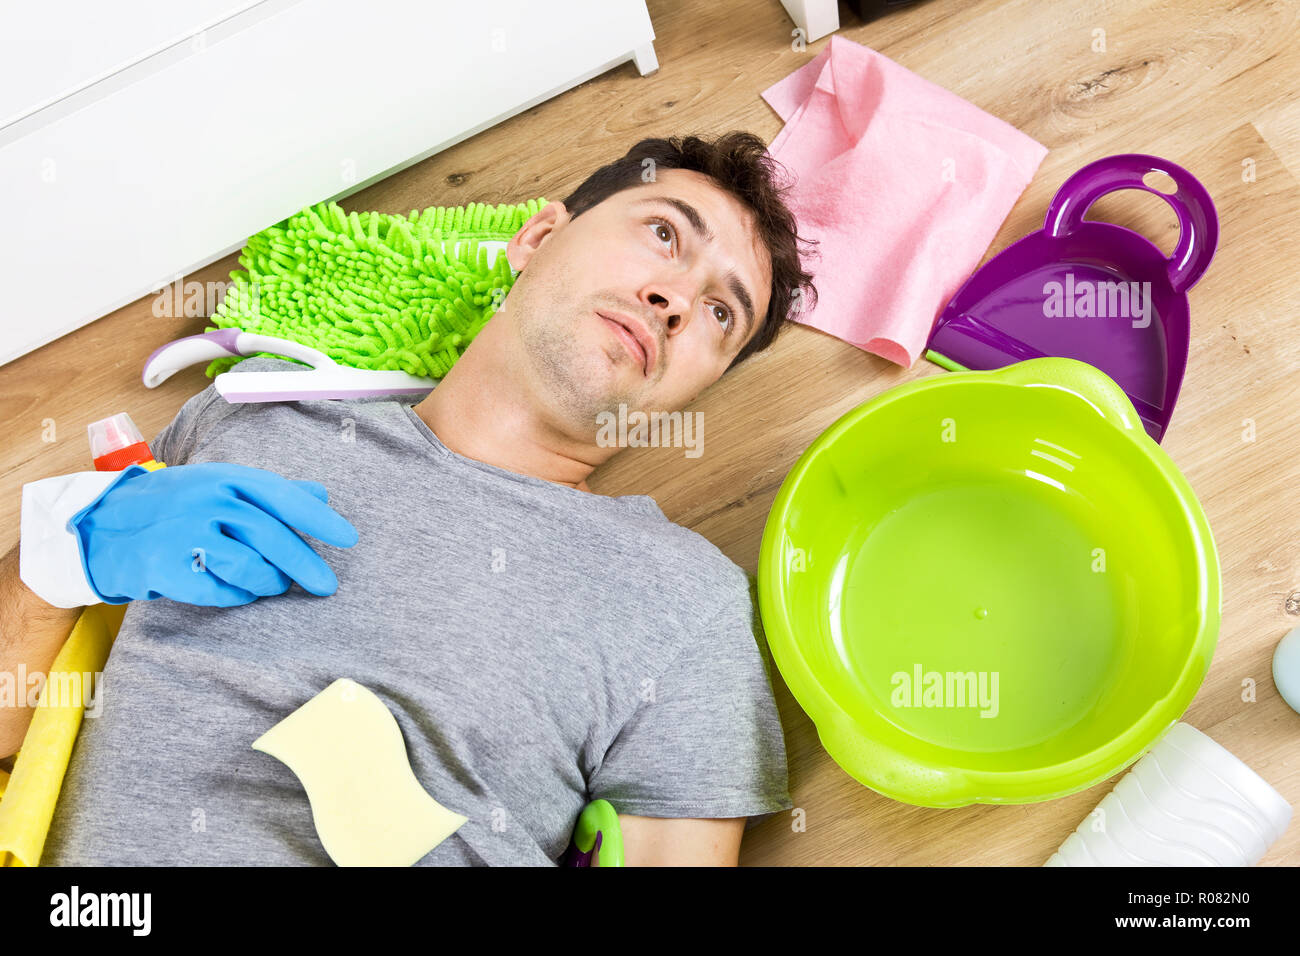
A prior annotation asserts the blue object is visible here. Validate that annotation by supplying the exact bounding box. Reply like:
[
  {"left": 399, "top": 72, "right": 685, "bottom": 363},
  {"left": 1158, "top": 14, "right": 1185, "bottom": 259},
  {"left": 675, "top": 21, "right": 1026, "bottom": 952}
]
[
  {"left": 1274, "top": 626, "right": 1300, "bottom": 716},
  {"left": 69, "top": 462, "right": 359, "bottom": 606}
]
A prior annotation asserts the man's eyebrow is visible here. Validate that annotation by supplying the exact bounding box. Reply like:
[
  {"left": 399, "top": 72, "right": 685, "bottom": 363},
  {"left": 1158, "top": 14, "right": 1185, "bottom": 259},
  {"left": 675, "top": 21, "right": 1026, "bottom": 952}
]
[{"left": 632, "top": 196, "right": 757, "bottom": 341}]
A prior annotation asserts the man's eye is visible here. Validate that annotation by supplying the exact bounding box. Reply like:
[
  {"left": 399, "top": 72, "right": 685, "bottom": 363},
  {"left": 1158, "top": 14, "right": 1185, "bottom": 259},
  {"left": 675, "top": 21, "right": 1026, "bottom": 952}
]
[
  {"left": 650, "top": 219, "right": 674, "bottom": 247},
  {"left": 712, "top": 304, "right": 733, "bottom": 331}
]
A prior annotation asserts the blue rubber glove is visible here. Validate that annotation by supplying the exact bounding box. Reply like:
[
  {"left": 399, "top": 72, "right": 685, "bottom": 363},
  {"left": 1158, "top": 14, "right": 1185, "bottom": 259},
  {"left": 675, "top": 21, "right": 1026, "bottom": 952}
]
[{"left": 68, "top": 462, "right": 359, "bottom": 607}]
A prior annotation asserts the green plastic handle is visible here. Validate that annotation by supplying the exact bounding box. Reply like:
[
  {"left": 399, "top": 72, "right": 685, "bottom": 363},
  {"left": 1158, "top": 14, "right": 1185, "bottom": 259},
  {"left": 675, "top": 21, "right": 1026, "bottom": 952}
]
[
  {"left": 990, "top": 357, "right": 1142, "bottom": 435},
  {"left": 573, "top": 799, "right": 623, "bottom": 867}
]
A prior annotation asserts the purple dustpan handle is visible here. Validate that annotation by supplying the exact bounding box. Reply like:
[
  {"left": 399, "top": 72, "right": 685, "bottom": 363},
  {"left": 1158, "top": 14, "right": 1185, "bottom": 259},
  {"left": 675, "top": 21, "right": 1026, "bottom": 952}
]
[{"left": 1044, "top": 153, "right": 1219, "bottom": 294}]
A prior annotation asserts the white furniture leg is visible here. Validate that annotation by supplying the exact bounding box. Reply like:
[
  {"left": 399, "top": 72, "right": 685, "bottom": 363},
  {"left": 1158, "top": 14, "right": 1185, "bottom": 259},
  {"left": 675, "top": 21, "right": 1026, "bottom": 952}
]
[
  {"left": 779, "top": 0, "right": 839, "bottom": 42},
  {"left": 632, "top": 41, "right": 658, "bottom": 76}
]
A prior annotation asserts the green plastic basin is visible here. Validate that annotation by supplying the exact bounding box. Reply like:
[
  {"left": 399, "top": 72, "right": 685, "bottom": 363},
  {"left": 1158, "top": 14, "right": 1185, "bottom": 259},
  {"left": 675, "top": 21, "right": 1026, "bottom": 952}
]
[{"left": 757, "top": 358, "right": 1220, "bottom": 807}]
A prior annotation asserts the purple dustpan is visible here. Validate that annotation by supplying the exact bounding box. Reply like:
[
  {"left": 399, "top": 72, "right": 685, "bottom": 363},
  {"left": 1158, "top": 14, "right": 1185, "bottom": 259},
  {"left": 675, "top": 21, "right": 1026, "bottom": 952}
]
[{"left": 925, "top": 153, "right": 1219, "bottom": 442}]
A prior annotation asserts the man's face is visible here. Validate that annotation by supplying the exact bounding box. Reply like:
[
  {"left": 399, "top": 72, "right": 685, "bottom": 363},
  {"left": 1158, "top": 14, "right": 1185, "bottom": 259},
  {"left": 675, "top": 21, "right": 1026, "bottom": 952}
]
[{"left": 499, "top": 168, "right": 772, "bottom": 434}]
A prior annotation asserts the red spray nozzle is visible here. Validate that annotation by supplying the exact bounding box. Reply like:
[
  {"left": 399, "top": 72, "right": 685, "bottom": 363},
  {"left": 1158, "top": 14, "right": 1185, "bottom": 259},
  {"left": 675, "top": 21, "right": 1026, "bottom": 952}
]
[{"left": 88, "top": 412, "right": 154, "bottom": 471}]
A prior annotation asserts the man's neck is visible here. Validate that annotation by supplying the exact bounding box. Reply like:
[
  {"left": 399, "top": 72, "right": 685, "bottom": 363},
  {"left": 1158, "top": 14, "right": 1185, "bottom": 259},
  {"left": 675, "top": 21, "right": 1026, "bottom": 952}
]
[{"left": 412, "top": 365, "right": 598, "bottom": 493}]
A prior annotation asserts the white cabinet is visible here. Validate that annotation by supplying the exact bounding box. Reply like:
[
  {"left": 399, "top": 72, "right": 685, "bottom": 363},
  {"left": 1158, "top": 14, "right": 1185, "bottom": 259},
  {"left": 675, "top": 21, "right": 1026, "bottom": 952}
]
[{"left": 0, "top": 0, "right": 657, "bottom": 366}]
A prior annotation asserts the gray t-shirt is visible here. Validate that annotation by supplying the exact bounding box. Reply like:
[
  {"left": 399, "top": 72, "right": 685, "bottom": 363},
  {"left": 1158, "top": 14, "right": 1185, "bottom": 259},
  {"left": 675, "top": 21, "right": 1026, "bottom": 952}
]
[{"left": 43, "top": 357, "right": 792, "bottom": 866}]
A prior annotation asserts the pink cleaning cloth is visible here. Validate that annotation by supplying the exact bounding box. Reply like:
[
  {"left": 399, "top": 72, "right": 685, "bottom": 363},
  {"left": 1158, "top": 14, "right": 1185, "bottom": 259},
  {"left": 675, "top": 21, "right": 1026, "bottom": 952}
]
[{"left": 761, "top": 35, "right": 1049, "bottom": 367}]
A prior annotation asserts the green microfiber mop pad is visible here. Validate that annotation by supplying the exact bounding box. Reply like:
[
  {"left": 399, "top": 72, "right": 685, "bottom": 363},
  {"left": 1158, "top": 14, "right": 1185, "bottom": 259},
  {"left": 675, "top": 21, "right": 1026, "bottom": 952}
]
[{"left": 204, "top": 197, "right": 547, "bottom": 379}]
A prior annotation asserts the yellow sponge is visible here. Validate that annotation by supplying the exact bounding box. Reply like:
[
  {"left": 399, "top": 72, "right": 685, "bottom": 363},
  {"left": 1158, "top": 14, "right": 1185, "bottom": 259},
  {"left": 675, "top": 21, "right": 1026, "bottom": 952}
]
[{"left": 252, "top": 678, "right": 467, "bottom": 866}]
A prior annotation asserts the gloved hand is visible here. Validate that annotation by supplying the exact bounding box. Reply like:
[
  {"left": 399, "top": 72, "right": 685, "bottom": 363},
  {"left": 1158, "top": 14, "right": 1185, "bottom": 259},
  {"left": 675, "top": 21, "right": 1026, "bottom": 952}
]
[{"left": 68, "top": 462, "right": 359, "bottom": 606}]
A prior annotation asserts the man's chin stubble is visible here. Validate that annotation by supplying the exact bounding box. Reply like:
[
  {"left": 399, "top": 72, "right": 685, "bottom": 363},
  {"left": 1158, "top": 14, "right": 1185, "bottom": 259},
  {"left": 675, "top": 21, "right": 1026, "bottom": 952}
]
[{"left": 522, "top": 325, "right": 639, "bottom": 431}]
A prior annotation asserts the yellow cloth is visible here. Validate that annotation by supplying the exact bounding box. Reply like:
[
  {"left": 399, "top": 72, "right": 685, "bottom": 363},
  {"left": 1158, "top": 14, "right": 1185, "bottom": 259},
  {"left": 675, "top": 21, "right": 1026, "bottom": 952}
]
[{"left": 0, "top": 603, "right": 125, "bottom": 867}]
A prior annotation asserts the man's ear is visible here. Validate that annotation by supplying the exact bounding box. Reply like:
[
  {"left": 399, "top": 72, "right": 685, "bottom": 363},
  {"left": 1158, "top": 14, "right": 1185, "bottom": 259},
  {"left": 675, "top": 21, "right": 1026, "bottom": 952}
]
[{"left": 506, "top": 200, "right": 569, "bottom": 273}]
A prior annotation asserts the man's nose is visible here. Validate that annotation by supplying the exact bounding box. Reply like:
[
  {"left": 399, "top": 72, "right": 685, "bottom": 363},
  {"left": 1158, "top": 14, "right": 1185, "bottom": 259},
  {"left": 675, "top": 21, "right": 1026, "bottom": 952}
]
[{"left": 647, "top": 288, "right": 690, "bottom": 335}]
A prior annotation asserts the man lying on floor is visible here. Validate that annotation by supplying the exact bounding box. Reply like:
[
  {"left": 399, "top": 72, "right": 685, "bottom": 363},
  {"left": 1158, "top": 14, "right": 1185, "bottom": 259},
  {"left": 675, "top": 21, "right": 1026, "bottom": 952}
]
[{"left": 0, "top": 131, "right": 819, "bottom": 866}]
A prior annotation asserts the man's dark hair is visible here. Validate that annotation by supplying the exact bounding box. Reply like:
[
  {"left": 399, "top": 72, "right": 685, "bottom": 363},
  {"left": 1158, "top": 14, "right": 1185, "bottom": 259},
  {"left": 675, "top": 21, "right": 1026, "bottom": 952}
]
[{"left": 560, "top": 132, "right": 819, "bottom": 371}]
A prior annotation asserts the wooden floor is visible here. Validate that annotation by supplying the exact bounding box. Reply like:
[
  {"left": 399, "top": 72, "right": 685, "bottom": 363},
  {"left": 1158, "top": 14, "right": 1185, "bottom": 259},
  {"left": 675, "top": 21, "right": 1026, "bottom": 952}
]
[{"left": 3, "top": 0, "right": 1298, "bottom": 865}]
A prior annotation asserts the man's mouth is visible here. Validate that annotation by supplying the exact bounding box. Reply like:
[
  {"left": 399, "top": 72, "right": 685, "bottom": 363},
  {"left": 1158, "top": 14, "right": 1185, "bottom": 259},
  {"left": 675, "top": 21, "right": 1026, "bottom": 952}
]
[{"left": 598, "top": 311, "right": 655, "bottom": 376}]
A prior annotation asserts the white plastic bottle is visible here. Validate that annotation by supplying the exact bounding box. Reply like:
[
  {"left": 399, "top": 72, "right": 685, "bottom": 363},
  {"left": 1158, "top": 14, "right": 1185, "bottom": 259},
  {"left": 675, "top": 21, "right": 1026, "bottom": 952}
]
[{"left": 1046, "top": 722, "right": 1291, "bottom": 866}]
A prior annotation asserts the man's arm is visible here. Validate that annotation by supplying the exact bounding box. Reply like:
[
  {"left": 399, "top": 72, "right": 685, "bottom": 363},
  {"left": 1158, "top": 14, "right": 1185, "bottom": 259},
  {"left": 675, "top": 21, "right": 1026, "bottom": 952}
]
[
  {"left": 0, "top": 543, "right": 82, "bottom": 759},
  {"left": 617, "top": 815, "right": 746, "bottom": 866}
]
